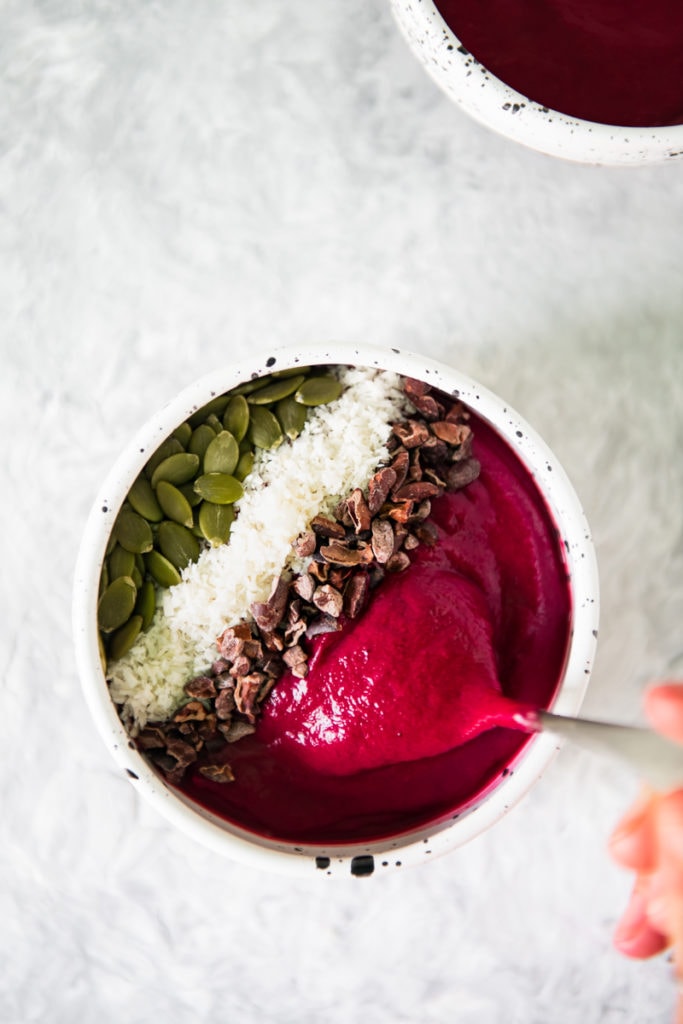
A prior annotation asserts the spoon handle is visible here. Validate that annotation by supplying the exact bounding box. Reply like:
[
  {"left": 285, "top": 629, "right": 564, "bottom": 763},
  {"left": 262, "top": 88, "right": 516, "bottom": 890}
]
[{"left": 535, "top": 710, "right": 683, "bottom": 791}]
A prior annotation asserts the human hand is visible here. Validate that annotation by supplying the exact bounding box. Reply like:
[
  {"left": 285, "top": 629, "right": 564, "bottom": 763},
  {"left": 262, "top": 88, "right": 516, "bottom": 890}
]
[{"left": 608, "top": 683, "right": 683, "bottom": 1022}]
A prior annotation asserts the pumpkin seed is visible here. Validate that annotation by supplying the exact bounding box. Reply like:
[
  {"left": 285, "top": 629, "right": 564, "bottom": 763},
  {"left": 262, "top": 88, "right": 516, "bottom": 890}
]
[
  {"left": 231, "top": 376, "right": 271, "bottom": 396},
  {"left": 276, "top": 396, "right": 307, "bottom": 439},
  {"left": 193, "top": 472, "right": 243, "bottom": 504},
  {"left": 156, "top": 479, "right": 194, "bottom": 528},
  {"left": 150, "top": 451, "right": 200, "bottom": 489},
  {"left": 109, "top": 614, "right": 143, "bottom": 661},
  {"left": 204, "top": 413, "right": 223, "bottom": 433},
  {"left": 157, "top": 520, "right": 201, "bottom": 570},
  {"left": 234, "top": 449, "right": 254, "bottom": 481},
  {"left": 198, "top": 501, "right": 234, "bottom": 546},
  {"left": 98, "top": 576, "right": 137, "bottom": 633},
  {"left": 128, "top": 474, "right": 163, "bottom": 522},
  {"left": 294, "top": 375, "right": 343, "bottom": 406},
  {"left": 145, "top": 437, "right": 184, "bottom": 478},
  {"left": 248, "top": 405, "right": 283, "bottom": 450},
  {"left": 108, "top": 544, "right": 135, "bottom": 580},
  {"left": 204, "top": 430, "right": 239, "bottom": 475},
  {"left": 188, "top": 423, "right": 217, "bottom": 458},
  {"left": 188, "top": 395, "right": 229, "bottom": 427},
  {"left": 270, "top": 365, "right": 311, "bottom": 378},
  {"left": 99, "top": 563, "right": 109, "bottom": 597},
  {"left": 131, "top": 565, "right": 143, "bottom": 588},
  {"left": 145, "top": 549, "right": 182, "bottom": 588},
  {"left": 222, "top": 395, "right": 250, "bottom": 442},
  {"left": 114, "top": 509, "right": 154, "bottom": 554},
  {"left": 179, "top": 482, "right": 203, "bottom": 507},
  {"left": 191, "top": 507, "right": 205, "bottom": 539},
  {"left": 172, "top": 421, "right": 192, "bottom": 447},
  {"left": 134, "top": 579, "right": 156, "bottom": 630},
  {"left": 247, "top": 374, "right": 305, "bottom": 405}
]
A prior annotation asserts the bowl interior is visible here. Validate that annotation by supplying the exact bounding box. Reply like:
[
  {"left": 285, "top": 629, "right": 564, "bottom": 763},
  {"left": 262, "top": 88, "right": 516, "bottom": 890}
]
[{"left": 73, "top": 342, "right": 599, "bottom": 878}]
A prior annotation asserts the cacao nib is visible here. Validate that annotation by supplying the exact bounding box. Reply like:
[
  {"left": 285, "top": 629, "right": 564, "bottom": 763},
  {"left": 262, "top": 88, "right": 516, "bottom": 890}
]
[
  {"left": 199, "top": 763, "right": 235, "bottom": 783},
  {"left": 346, "top": 488, "right": 372, "bottom": 533},
  {"left": 184, "top": 675, "right": 218, "bottom": 700}
]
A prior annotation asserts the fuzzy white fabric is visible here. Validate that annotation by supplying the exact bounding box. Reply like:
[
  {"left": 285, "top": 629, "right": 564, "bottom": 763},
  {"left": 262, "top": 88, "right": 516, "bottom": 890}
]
[{"left": 2, "top": 2, "right": 683, "bottom": 1022}]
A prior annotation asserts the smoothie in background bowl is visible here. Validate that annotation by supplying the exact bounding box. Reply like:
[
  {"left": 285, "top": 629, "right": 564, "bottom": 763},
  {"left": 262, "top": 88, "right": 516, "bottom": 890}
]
[
  {"left": 73, "top": 343, "right": 599, "bottom": 878},
  {"left": 390, "top": 0, "right": 683, "bottom": 165}
]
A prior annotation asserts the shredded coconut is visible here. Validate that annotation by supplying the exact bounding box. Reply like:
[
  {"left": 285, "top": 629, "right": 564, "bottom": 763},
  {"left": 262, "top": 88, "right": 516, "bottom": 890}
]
[{"left": 108, "top": 366, "right": 410, "bottom": 729}]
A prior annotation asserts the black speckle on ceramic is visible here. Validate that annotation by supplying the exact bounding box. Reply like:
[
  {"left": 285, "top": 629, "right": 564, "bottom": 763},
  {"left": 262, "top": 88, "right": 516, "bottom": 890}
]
[{"left": 351, "top": 855, "right": 375, "bottom": 877}]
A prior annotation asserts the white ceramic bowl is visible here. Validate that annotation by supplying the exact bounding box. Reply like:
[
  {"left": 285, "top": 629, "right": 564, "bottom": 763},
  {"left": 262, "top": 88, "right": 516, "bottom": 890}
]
[
  {"left": 73, "top": 342, "right": 599, "bottom": 878},
  {"left": 390, "top": 0, "right": 683, "bottom": 166}
]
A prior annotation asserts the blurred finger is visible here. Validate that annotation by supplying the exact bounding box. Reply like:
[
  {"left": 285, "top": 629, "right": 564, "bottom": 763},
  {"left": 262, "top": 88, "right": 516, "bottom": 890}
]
[
  {"left": 644, "top": 684, "right": 683, "bottom": 745},
  {"left": 614, "top": 877, "right": 670, "bottom": 959},
  {"left": 609, "top": 788, "right": 658, "bottom": 872},
  {"left": 649, "top": 794, "right": 683, "bottom": 959}
]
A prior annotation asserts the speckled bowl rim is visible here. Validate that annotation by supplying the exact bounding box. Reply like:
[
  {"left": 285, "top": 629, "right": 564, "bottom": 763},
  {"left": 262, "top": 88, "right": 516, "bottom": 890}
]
[
  {"left": 390, "top": 0, "right": 683, "bottom": 166},
  {"left": 73, "top": 341, "right": 599, "bottom": 879}
]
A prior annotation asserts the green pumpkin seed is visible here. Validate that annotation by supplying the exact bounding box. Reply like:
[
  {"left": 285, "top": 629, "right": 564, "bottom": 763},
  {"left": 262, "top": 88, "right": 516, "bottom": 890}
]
[
  {"left": 193, "top": 473, "right": 243, "bottom": 504},
  {"left": 231, "top": 376, "right": 272, "bottom": 396},
  {"left": 294, "top": 375, "right": 343, "bottom": 406},
  {"left": 222, "top": 395, "right": 250, "bottom": 442},
  {"left": 128, "top": 475, "right": 163, "bottom": 522},
  {"left": 270, "top": 365, "right": 311, "bottom": 378},
  {"left": 109, "top": 614, "right": 143, "bottom": 661},
  {"left": 198, "top": 501, "right": 234, "bottom": 546},
  {"left": 114, "top": 509, "right": 154, "bottom": 554},
  {"left": 179, "top": 482, "right": 203, "bottom": 508},
  {"left": 191, "top": 507, "right": 205, "bottom": 539},
  {"left": 204, "top": 430, "right": 239, "bottom": 475},
  {"left": 108, "top": 544, "right": 136, "bottom": 580},
  {"left": 134, "top": 579, "right": 156, "bottom": 630},
  {"left": 248, "top": 405, "right": 283, "bottom": 450},
  {"left": 145, "top": 437, "right": 184, "bottom": 479},
  {"left": 156, "top": 479, "right": 194, "bottom": 528},
  {"left": 98, "top": 576, "right": 137, "bottom": 633},
  {"left": 204, "top": 413, "right": 224, "bottom": 434},
  {"left": 131, "top": 565, "right": 143, "bottom": 588},
  {"left": 234, "top": 449, "right": 254, "bottom": 481},
  {"left": 276, "top": 396, "right": 308, "bottom": 439},
  {"left": 150, "top": 451, "right": 200, "bottom": 489},
  {"left": 188, "top": 423, "right": 218, "bottom": 458},
  {"left": 157, "top": 520, "right": 200, "bottom": 570},
  {"left": 98, "top": 632, "right": 107, "bottom": 671},
  {"left": 172, "top": 421, "right": 192, "bottom": 448},
  {"left": 99, "top": 563, "right": 109, "bottom": 597},
  {"left": 188, "top": 394, "right": 230, "bottom": 427},
  {"left": 145, "top": 548, "right": 182, "bottom": 588},
  {"left": 247, "top": 374, "right": 305, "bottom": 405}
]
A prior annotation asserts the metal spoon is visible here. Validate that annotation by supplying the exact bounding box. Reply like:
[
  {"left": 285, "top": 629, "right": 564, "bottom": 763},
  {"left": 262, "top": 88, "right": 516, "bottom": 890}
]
[{"left": 514, "top": 707, "right": 683, "bottom": 791}]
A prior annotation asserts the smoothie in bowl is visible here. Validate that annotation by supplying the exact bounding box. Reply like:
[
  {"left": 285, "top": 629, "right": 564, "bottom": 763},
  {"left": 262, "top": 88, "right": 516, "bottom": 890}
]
[
  {"left": 390, "top": 0, "right": 683, "bottom": 164},
  {"left": 73, "top": 343, "right": 598, "bottom": 877}
]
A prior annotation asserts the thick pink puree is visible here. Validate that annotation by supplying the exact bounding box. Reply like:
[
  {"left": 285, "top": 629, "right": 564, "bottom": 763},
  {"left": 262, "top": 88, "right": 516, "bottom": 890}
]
[
  {"left": 179, "top": 416, "right": 571, "bottom": 844},
  {"left": 435, "top": 0, "right": 683, "bottom": 127}
]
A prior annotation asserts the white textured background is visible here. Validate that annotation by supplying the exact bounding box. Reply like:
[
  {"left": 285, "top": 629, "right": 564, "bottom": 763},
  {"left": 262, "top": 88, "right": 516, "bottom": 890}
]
[{"left": 2, "top": 2, "right": 683, "bottom": 1022}]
